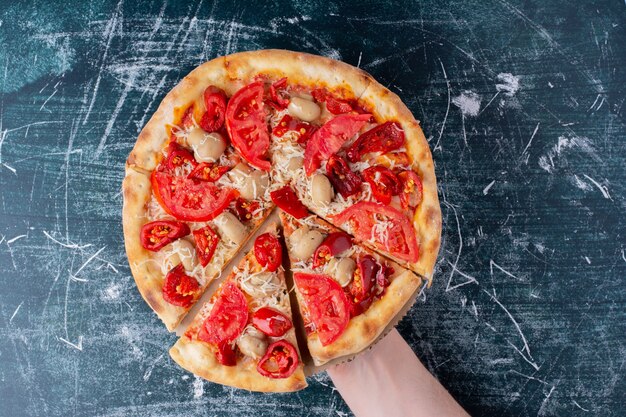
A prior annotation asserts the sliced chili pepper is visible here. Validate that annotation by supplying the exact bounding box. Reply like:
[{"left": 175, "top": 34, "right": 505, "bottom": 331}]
[
  {"left": 252, "top": 307, "right": 293, "bottom": 337},
  {"left": 140, "top": 220, "right": 190, "bottom": 252},
  {"left": 234, "top": 197, "right": 260, "bottom": 223},
  {"left": 215, "top": 341, "right": 237, "bottom": 366},
  {"left": 165, "top": 142, "right": 197, "bottom": 171},
  {"left": 312, "top": 232, "right": 353, "bottom": 268},
  {"left": 269, "top": 77, "right": 289, "bottom": 109},
  {"left": 270, "top": 185, "right": 309, "bottom": 219},
  {"left": 199, "top": 86, "right": 227, "bottom": 132},
  {"left": 346, "top": 121, "right": 405, "bottom": 163},
  {"left": 257, "top": 340, "right": 299, "bottom": 379},
  {"left": 350, "top": 255, "right": 379, "bottom": 303},
  {"left": 162, "top": 264, "right": 200, "bottom": 308},
  {"left": 362, "top": 166, "right": 399, "bottom": 205},
  {"left": 188, "top": 162, "right": 230, "bottom": 182},
  {"left": 397, "top": 170, "right": 423, "bottom": 209},
  {"left": 311, "top": 88, "right": 354, "bottom": 115},
  {"left": 254, "top": 233, "right": 282, "bottom": 272},
  {"left": 180, "top": 105, "right": 195, "bottom": 129},
  {"left": 326, "top": 154, "right": 362, "bottom": 198},
  {"left": 272, "top": 114, "right": 317, "bottom": 144},
  {"left": 193, "top": 225, "right": 220, "bottom": 267}
]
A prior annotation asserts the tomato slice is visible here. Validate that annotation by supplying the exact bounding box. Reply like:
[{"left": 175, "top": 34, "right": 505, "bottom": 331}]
[
  {"left": 151, "top": 170, "right": 237, "bottom": 222},
  {"left": 272, "top": 114, "right": 317, "bottom": 144},
  {"left": 199, "top": 86, "right": 227, "bottom": 132},
  {"left": 293, "top": 273, "right": 350, "bottom": 346},
  {"left": 312, "top": 232, "right": 353, "bottom": 268},
  {"left": 140, "top": 220, "right": 190, "bottom": 251},
  {"left": 252, "top": 307, "right": 293, "bottom": 337},
  {"left": 362, "top": 166, "right": 399, "bottom": 205},
  {"left": 269, "top": 77, "right": 289, "bottom": 109},
  {"left": 164, "top": 142, "right": 197, "bottom": 171},
  {"left": 304, "top": 113, "right": 371, "bottom": 175},
  {"left": 199, "top": 281, "right": 248, "bottom": 344},
  {"left": 193, "top": 225, "right": 220, "bottom": 267},
  {"left": 188, "top": 162, "right": 230, "bottom": 182},
  {"left": 270, "top": 186, "right": 309, "bottom": 219},
  {"left": 254, "top": 233, "right": 282, "bottom": 272},
  {"left": 257, "top": 340, "right": 299, "bottom": 379},
  {"left": 326, "top": 154, "right": 362, "bottom": 197},
  {"left": 225, "top": 81, "right": 271, "bottom": 171},
  {"left": 162, "top": 264, "right": 200, "bottom": 308},
  {"left": 332, "top": 202, "right": 419, "bottom": 263},
  {"left": 397, "top": 170, "right": 423, "bottom": 210},
  {"left": 346, "top": 121, "right": 405, "bottom": 163}
]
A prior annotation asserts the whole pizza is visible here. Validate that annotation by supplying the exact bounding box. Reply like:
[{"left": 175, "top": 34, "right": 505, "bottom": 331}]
[{"left": 122, "top": 49, "right": 441, "bottom": 392}]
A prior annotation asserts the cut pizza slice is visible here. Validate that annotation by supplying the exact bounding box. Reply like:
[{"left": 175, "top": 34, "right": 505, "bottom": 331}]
[
  {"left": 280, "top": 211, "right": 423, "bottom": 366},
  {"left": 123, "top": 110, "right": 275, "bottom": 331},
  {"left": 169, "top": 223, "right": 307, "bottom": 392}
]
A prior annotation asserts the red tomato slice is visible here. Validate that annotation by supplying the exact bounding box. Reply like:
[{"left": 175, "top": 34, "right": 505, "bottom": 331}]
[
  {"left": 269, "top": 77, "right": 289, "bottom": 109},
  {"left": 397, "top": 170, "right": 423, "bottom": 209},
  {"left": 312, "top": 232, "right": 352, "bottom": 268},
  {"left": 326, "top": 154, "right": 362, "bottom": 198},
  {"left": 225, "top": 81, "right": 271, "bottom": 171},
  {"left": 254, "top": 233, "right": 282, "bottom": 272},
  {"left": 362, "top": 166, "right": 399, "bottom": 205},
  {"left": 193, "top": 225, "right": 220, "bottom": 267},
  {"left": 199, "top": 86, "right": 227, "bottom": 132},
  {"left": 332, "top": 202, "right": 419, "bottom": 263},
  {"left": 257, "top": 340, "right": 299, "bottom": 379},
  {"left": 140, "top": 220, "right": 190, "bottom": 252},
  {"left": 304, "top": 113, "right": 371, "bottom": 175},
  {"left": 293, "top": 273, "right": 350, "bottom": 346},
  {"left": 162, "top": 264, "right": 200, "bottom": 308},
  {"left": 270, "top": 186, "right": 309, "bottom": 219},
  {"left": 346, "top": 121, "right": 405, "bottom": 163},
  {"left": 199, "top": 281, "right": 248, "bottom": 345},
  {"left": 151, "top": 170, "right": 237, "bottom": 222},
  {"left": 165, "top": 142, "right": 197, "bottom": 171},
  {"left": 187, "top": 162, "right": 230, "bottom": 182},
  {"left": 252, "top": 307, "right": 293, "bottom": 337}
]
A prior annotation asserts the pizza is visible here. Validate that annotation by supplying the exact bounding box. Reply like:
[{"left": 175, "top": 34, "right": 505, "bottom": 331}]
[
  {"left": 170, "top": 224, "right": 307, "bottom": 392},
  {"left": 122, "top": 49, "right": 441, "bottom": 391},
  {"left": 281, "top": 211, "right": 422, "bottom": 366}
]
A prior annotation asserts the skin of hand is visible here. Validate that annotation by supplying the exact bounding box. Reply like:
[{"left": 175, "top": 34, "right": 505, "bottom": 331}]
[{"left": 327, "top": 329, "right": 470, "bottom": 417}]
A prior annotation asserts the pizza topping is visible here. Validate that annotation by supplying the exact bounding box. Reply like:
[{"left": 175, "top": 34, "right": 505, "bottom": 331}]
[
  {"left": 225, "top": 81, "right": 271, "bottom": 171},
  {"left": 348, "top": 256, "right": 394, "bottom": 317},
  {"left": 268, "top": 77, "right": 290, "bottom": 110},
  {"left": 236, "top": 327, "right": 268, "bottom": 359},
  {"left": 163, "top": 239, "right": 197, "bottom": 272},
  {"left": 254, "top": 233, "right": 282, "bottom": 272},
  {"left": 188, "top": 162, "right": 230, "bottom": 182},
  {"left": 326, "top": 154, "right": 362, "bottom": 198},
  {"left": 332, "top": 202, "right": 419, "bottom": 263},
  {"left": 234, "top": 197, "right": 260, "bottom": 223},
  {"left": 270, "top": 185, "right": 309, "bottom": 219},
  {"left": 199, "top": 85, "right": 228, "bottom": 133},
  {"left": 162, "top": 264, "right": 200, "bottom": 308},
  {"left": 151, "top": 170, "right": 237, "bottom": 222},
  {"left": 192, "top": 225, "right": 220, "bottom": 267},
  {"left": 311, "top": 88, "right": 353, "bottom": 115},
  {"left": 312, "top": 232, "right": 353, "bottom": 268},
  {"left": 293, "top": 272, "right": 350, "bottom": 346},
  {"left": 252, "top": 307, "right": 293, "bottom": 337},
  {"left": 397, "top": 170, "right": 423, "bottom": 209},
  {"left": 239, "top": 271, "right": 281, "bottom": 298},
  {"left": 325, "top": 257, "right": 356, "bottom": 287},
  {"left": 186, "top": 130, "right": 227, "bottom": 163},
  {"left": 215, "top": 341, "right": 237, "bottom": 366},
  {"left": 310, "top": 173, "right": 334, "bottom": 207},
  {"left": 239, "top": 170, "right": 270, "bottom": 200},
  {"left": 362, "top": 166, "right": 399, "bottom": 205},
  {"left": 289, "top": 227, "right": 325, "bottom": 261},
  {"left": 213, "top": 211, "right": 248, "bottom": 245},
  {"left": 165, "top": 142, "right": 197, "bottom": 171},
  {"left": 304, "top": 113, "right": 371, "bottom": 175},
  {"left": 140, "top": 220, "right": 190, "bottom": 251},
  {"left": 199, "top": 281, "right": 248, "bottom": 345},
  {"left": 346, "top": 122, "right": 405, "bottom": 163},
  {"left": 288, "top": 96, "right": 321, "bottom": 122},
  {"left": 257, "top": 340, "right": 299, "bottom": 379},
  {"left": 272, "top": 114, "right": 317, "bottom": 144}
]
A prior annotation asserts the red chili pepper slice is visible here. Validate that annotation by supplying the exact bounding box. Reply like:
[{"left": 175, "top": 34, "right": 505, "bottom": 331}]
[
  {"left": 180, "top": 105, "right": 195, "bottom": 129},
  {"left": 164, "top": 142, "right": 198, "bottom": 171},
  {"left": 140, "top": 220, "right": 190, "bottom": 252},
  {"left": 272, "top": 114, "right": 317, "bottom": 144},
  {"left": 252, "top": 307, "right": 293, "bottom": 337},
  {"left": 397, "top": 170, "right": 423, "bottom": 209},
  {"left": 269, "top": 77, "right": 289, "bottom": 109},
  {"left": 234, "top": 197, "right": 260, "bottom": 223},
  {"left": 254, "top": 233, "right": 282, "bottom": 272},
  {"left": 326, "top": 154, "right": 362, "bottom": 198},
  {"left": 215, "top": 341, "right": 237, "bottom": 366},
  {"left": 312, "top": 232, "right": 353, "bottom": 268},
  {"left": 162, "top": 264, "right": 200, "bottom": 308},
  {"left": 188, "top": 162, "right": 230, "bottom": 182},
  {"left": 192, "top": 225, "right": 220, "bottom": 267},
  {"left": 199, "top": 86, "right": 227, "bottom": 132},
  {"left": 257, "top": 340, "right": 299, "bottom": 379},
  {"left": 362, "top": 166, "right": 399, "bottom": 205},
  {"left": 270, "top": 185, "right": 309, "bottom": 219},
  {"left": 311, "top": 88, "right": 354, "bottom": 115},
  {"left": 346, "top": 122, "right": 405, "bottom": 163}
]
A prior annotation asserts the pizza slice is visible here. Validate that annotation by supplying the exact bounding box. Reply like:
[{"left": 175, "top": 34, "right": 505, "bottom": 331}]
[
  {"left": 123, "top": 92, "right": 275, "bottom": 331},
  {"left": 169, "top": 224, "right": 307, "bottom": 392},
  {"left": 280, "top": 211, "right": 423, "bottom": 366}
]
